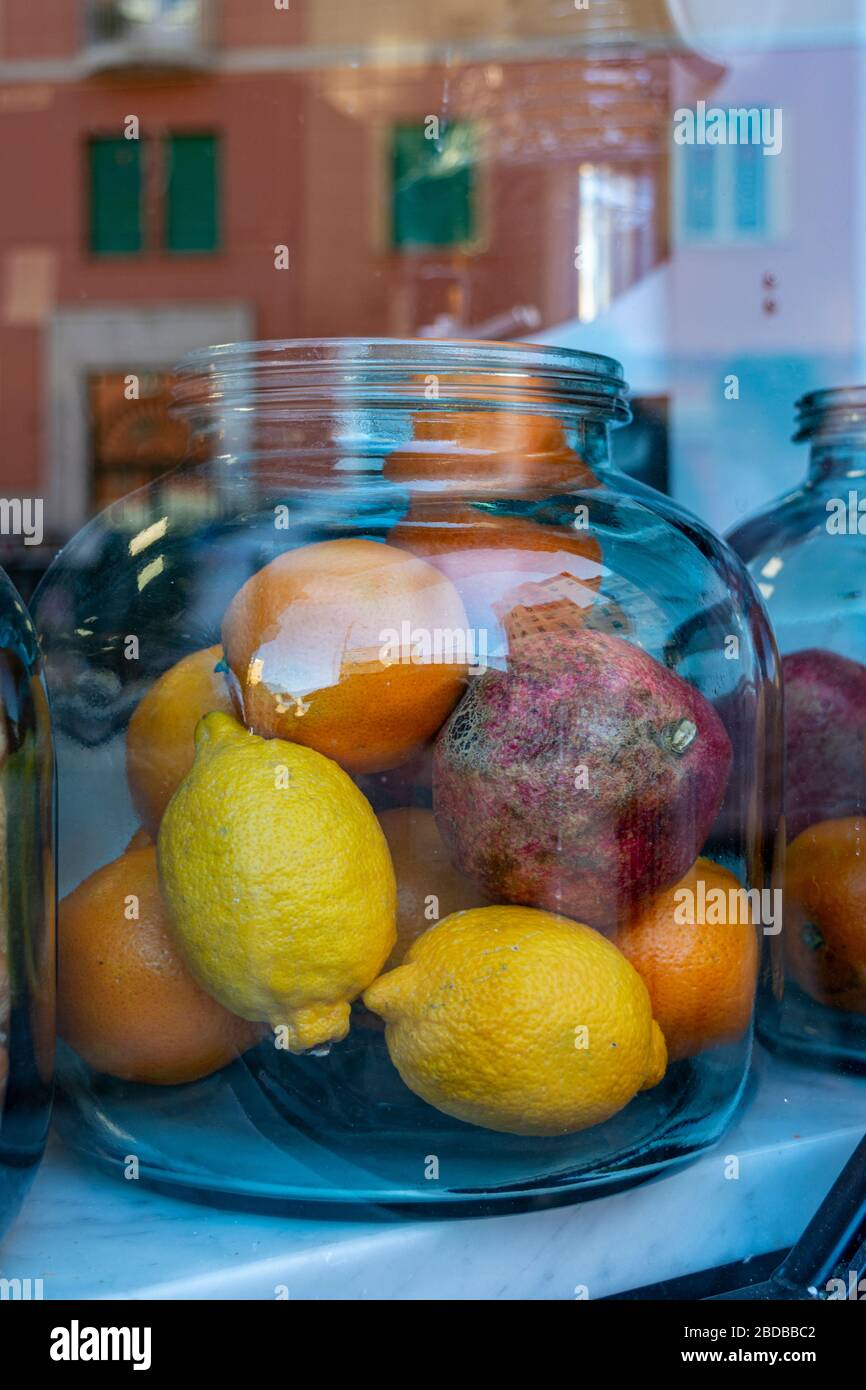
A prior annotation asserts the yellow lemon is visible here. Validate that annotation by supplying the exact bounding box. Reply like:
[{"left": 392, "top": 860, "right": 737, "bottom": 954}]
[
  {"left": 364, "top": 906, "right": 667, "bottom": 1136},
  {"left": 158, "top": 711, "right": 396, "bottom": 1052}
]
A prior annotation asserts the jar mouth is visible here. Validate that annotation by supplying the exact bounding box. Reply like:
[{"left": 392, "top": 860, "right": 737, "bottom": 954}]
[
  {"left": 171, "top": 337, "right": 630, "bottom": 425},
  {"left": 794, "top": 386, "right": 866, "bottom": 442}
]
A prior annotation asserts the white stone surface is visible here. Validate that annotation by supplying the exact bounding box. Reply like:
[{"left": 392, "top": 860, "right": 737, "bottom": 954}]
[{"left": 1, "top": 1046, "right": 862, "bottom": 1301}]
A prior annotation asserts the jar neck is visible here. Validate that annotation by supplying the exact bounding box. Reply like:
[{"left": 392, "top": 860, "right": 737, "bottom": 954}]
[
  {"left": 806, "top": 437, "right": 866, "bottom": 484},
  {"left": 173, "top": 339, "right": 629, "bottom": 491},
  {"left": 186, "top": 408, "right": 615, "bottom": 499}
]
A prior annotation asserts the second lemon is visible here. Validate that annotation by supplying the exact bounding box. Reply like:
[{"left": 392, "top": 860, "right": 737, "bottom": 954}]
[{"left": 364, "top": 905, "right": 667, "bottom": 1136}]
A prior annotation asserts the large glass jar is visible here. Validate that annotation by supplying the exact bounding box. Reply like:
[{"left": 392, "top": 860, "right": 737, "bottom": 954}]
[
  {"left": 729, "top": 387, "right": 866, "bottom": 1071},
  {"left": 34, "top": 340, "right": 780, "bottom": 1210},
  {"left": 0, "top": 567, "right": 54, "bottom": 1240}
]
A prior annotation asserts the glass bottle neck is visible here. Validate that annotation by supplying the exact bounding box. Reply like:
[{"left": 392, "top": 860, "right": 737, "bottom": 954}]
[{"left": 806, "top": 439, "right": 866, "bottom": 484}]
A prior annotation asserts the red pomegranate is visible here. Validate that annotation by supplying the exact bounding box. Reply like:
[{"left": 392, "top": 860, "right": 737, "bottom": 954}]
[{"left": 433, "top": 628, "right": 732, "bottom": 931}]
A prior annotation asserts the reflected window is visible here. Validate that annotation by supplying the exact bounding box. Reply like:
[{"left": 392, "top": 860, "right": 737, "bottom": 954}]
[
  {"left": 391, "top": 121, "right": 477, "bottom": 252},
  {"left": 676, "top": 134, "right": 779, "bottom": 244},
  {"left": 87, "top": 372, "right": 206, "bottom": 510},
  {"left": 577, "top": 163, "right": 657, "bottom": 322},
  {"left": 88, "top": 132, "right": 220, "bottom": 256},
  {"left": 86, "top": 0, "right": 206, "bottom": 42}
]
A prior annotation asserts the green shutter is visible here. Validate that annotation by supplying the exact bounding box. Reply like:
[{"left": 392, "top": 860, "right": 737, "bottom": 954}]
[
  {"left": 391, "top": 122, "right": 475, "bottom": 250},
  {"left": 165, "top": 134, "right": 219, "bottom": 253},
  {"left": 89, "top": 137, "right": 142, "bottom": 255}
]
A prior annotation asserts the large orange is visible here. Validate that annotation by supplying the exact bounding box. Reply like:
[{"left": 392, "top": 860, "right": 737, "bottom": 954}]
[
  {"left": 616, "top": 858, "right": 759, "bottom": 1062},
  {"left": 126, "top": 645, "right": 233, "bottom": 834},
  {"left": 390, "top": 504, "right": 602, "bottom": 650},
  {"left": 58, "top": 845, "right": 262, "bottom": 1085},
  {"left": 785, "top": 817, "right": 866, "bottom": 1012},
  {"left": 221, "top": 538, "right": 469, "bottom": 773},
  {"left": 378, "top": 807, "right": 489, "bottom": 968}
]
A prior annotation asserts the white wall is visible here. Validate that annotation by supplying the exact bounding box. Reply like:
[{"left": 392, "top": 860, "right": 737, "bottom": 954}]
[{"left": 539, "top": 35, "right": 866, "bottom": 537}]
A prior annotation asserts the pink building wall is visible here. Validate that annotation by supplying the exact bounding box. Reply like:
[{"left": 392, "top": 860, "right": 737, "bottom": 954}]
[{"left": 0, "top": 0, "right": 675, "bottom": 524}]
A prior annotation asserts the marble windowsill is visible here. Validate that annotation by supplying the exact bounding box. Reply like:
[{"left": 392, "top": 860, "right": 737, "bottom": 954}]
[{"left": 1, "top": 1045, "right": 862, "bottom": 1301}]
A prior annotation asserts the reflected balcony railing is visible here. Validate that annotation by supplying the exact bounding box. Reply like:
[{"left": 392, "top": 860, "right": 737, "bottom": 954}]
[{"left": 82, "top": 0, "right": 214, "bottom": 72}]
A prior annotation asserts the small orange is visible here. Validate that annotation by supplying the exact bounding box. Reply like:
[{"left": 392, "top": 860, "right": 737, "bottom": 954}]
[
  {"left": 384, "top": 386, "right": 599, "bottom": 498},
  {"left": 785, "top": 817, "right": 866, "bottom": 1012},
  {"left": 221, "top": 538, "right": 469, "bottom": 774},
  {"left": 378, "top": 807, "right": 489, "bottom": 968},
  {"left": 616, "top": 858, "right": 759, "bottom": 1061},
  {"left": 58, "top": 845, "right": 262, "bottom": 1085},
  {"left": 126, "top": 646, "right": 233, "bottom": 834}
]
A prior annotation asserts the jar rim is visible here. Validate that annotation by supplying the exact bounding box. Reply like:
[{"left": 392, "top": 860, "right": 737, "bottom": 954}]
[
  {"left": 171, "top": 337, "right": 631, "bottom": 424},
  {"left": 794, "top": 385, "right": 866, "bottom": 442}
]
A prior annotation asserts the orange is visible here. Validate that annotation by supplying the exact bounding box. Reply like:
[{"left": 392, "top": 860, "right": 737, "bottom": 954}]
[
  {"left": 385, "top": 417, "right": 589, "bottom": 490},
  {"left": 616, "top": 858, "right": 759, "bottom": 1061},
  {"left": 384, "top": 383, "right": 599, "bottom": 497},
  {"left": 58, "top": 845, "right": 262, "bottom": 1085},
  {"left": 126, "top": 826, "right": 151, "bottom": 851},
  {"left": 390, "top": 505, "right": 601, "bottom": 578},
  {"left": 785, "top": 817, "right": 866, "bottom": 1012},
  {"left": 221, "top": 538, "right": 469, "bottom": 774},
  {"left": 391, "top": 498, "right": 599, "bottom": 552},
  {"left": 378, "top": 807, "right": 489, "bottom": 968},
  {"left": 126, "top": 645, "right": 233, "bottom": 835},
  {"left": 390, "top": 507, "right": 601, "bottom": 651}
]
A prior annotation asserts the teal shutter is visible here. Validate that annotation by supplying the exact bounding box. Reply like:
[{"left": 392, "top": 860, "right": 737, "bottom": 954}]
[
  {"left": 733, "top": 144, "right": 766, "bottom": 235},
  {"left": 683, "top": 146, "right": 716, "bottom": 236},
  {"left": 391, "top": 122, "right": 475, "bottom": 250},
  {"left": 165, "top": 134, "right": 220, "bottom": 253},
  {"left": 88, "top": 137, "right": 143, "bottom": 255}
]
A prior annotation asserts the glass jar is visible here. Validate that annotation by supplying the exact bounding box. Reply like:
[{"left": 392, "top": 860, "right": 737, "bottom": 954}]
[
  {"left": 729, "top": 387, "right": 866, "bottom": 1071},
  {"left": 0, "top": 566, "right": 54, "bottom": 1240},
  {"left": 34, "top": 340, "right": 780, "bottom": 1210}
]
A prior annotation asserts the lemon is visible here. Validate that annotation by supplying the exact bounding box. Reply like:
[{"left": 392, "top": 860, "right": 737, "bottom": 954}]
[
  {"left": 364, "top": 905, "right": 667, "bottom": 1136},
  {"left": 158, "top": 711, "right": 396, "bottom": 1052}
]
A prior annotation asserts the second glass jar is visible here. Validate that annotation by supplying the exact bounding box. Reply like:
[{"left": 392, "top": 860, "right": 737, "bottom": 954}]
[{"left": 730, "top": 386, "right": 866, "bottom": 1072}]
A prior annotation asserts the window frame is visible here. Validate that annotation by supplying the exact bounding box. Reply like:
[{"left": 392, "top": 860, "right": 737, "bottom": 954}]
[
  {"left": 373, "top": 117, "right": 489, "bottom": 257},
  {"left": 85, "top": 127, "right": 222, "bottom": 258},
  {"left": 673, "top": 114, "right": 787, "bottom": 246}
]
